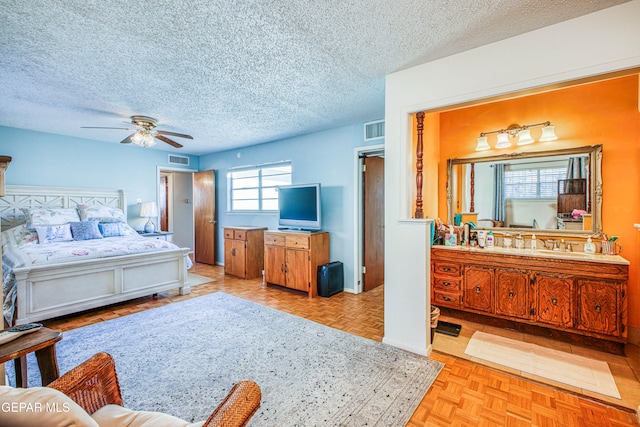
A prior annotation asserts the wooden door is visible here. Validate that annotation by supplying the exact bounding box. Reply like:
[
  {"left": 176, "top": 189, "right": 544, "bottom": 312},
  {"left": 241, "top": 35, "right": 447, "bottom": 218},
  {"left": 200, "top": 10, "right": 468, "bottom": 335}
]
[
  {"left": 576, "top": 279, "right": 621, "bottom": 336},
  {"left": 194, "top": 170, "right": 216, "bottom": 264},
  {"left": 159, "top": 174, "right": 169, "bottom": 232},
  {"left": 463, "top": 266, "right": 493, "bottom": 313},
  {"left": 535, "top": 274, "right": 573, "bottom": 328},
  {"left": 224, "top": 239, "right": 245, "bottom": 277},
  {"left": 265, "top": 245, "right": 286, "bottom": 286},
  {"left": 495, "top": 269, "right": 530, "bottom": 320},
  {"left": 363, "top": 156, "right": 384, "bottom": 291},
  {"left": 286, "top": 249, "right": 310, "bottom": 292}
]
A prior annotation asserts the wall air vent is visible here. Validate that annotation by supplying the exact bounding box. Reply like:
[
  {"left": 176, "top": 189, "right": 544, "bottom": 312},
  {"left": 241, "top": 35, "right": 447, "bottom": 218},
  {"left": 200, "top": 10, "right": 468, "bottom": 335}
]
[
  {"left": 168, "top": 154, "right": 189, "bottom": 166},
  {"left": 364, "top": 120, "right": 385, "bottom": 141}
]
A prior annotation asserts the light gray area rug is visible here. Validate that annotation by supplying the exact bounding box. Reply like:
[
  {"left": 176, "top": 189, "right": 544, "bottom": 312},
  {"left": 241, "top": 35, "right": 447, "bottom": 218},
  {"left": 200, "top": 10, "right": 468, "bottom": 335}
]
[{"left": 11, "top": 293, "right": 443, "bottom": 426}]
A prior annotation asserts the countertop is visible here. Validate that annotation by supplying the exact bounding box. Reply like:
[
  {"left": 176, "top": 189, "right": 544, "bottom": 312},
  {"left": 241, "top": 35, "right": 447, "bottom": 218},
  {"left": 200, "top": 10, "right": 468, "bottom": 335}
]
[{"left": 431, "top": 244, "right": 629, "bottom": 265}]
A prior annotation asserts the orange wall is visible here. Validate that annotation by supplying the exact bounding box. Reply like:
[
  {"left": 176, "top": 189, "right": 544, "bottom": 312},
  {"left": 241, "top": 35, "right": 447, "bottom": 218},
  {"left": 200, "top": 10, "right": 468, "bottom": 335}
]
[{"left": 432, "top": 75, "right": 640, "bottom": 328}]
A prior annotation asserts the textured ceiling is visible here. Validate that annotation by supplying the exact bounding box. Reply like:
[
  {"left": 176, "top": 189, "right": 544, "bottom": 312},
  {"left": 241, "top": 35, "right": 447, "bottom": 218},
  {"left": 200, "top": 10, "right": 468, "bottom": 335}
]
[{"left": 0, "top": 0, "right": 628, "bottom": 155}]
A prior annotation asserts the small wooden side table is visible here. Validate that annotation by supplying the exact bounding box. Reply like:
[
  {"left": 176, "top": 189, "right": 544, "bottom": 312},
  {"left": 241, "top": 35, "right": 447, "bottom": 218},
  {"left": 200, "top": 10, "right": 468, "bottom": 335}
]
[{"left": 0, "top": 327, "right": 62, "bottom": 387}]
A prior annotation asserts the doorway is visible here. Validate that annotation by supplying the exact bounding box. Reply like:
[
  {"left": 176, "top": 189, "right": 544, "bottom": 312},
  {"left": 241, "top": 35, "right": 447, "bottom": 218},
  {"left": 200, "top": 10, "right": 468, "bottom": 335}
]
[
  {"left": 354, "top": 145, "right": 385, "bottom": 294},
  {"left": 158, "top": 167, "right": 195, "bottom": 251}
]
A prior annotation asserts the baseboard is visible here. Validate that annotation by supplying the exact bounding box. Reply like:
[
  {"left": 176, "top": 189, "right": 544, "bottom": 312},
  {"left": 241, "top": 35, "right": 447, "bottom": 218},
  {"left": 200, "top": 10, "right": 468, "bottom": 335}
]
[
  {"left": 628, "top": 326, "right": 640, "bottom": 346},
  {"left": 382, "top": 336, "right": 428, "bottom": 356}
]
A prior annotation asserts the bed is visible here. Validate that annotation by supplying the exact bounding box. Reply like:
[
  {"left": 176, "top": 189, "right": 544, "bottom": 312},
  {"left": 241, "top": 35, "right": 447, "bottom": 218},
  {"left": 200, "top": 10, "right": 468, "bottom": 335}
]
[{"left": 1, "top": 185, "right": 192, "bottom": 326}]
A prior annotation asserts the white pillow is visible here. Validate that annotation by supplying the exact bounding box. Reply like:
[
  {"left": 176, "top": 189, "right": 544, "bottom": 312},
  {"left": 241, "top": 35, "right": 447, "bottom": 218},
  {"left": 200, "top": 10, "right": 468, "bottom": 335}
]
[
  {"left": 91, "top": 404, "right": 204, "bottom": 427},
  {"left": 21, "top": 207, "right": 81, "bottom": 229},
  {"left": 35, "top": 224, "right": 74, "bottom": 244},
  {"left": 0, "top": 385, "right": 99, "bottom": 427}
]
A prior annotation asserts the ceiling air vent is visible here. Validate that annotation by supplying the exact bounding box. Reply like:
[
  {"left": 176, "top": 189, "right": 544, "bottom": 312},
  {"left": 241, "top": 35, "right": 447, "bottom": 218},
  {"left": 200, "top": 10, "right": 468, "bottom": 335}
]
[
  {"left": 168, "top": 154, "right": 189, "bottom": 166},
  {"left": 364, "top": 120, "right": 385, "bottom": 141}
]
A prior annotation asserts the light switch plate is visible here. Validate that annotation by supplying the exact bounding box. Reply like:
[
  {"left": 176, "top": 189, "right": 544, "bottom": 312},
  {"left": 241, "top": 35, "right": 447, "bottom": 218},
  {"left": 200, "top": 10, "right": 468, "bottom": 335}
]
[{"left": 136, "top": 198, "right": 142, "bottom": 204}]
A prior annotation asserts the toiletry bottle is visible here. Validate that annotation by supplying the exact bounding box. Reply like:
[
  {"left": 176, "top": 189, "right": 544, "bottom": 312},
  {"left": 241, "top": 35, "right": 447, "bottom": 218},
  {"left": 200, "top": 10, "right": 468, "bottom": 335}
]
[
  {"left": 584, "top": 236, "right": 595, "bottom": 254},
  {"left": 531, "top": 234, "right": 537, "bottom": 250},
  {"left": 477, "top": 230, "right": 486, "bottom": 248},
  {"left": 486, "top": 231, "right": 494, "bottom": 249}
]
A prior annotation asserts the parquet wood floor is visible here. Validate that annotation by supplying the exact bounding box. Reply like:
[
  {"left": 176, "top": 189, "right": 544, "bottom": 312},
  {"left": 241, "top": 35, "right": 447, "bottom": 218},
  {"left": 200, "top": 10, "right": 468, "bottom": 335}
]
[{"left": 43, "top": 263, "right": 638, "bottom": 426}]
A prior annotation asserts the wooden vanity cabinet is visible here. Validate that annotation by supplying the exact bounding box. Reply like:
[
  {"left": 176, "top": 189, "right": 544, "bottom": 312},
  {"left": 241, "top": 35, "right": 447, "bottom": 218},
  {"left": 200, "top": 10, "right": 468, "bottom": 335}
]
[
  {"left": 430, "top": 247, "right": 629, "bottom": 346},
  {"left": 463, "top": 266, "right": 493, "bottom": 313},
  {"left": 494, "top": 269, "right": 530, "bottom": 320},
  {"left": 577, "top": 279, "right": 624, "bottom": 337},
  {"left": 535, "top": 274, "right": 573, "bottom": 328},
  {"left": 431, "top": 261, "right": 463, "bottom": 308},
  {"left": 223, "top": 227, "right": 267, "bottom": 279},
  {"left": 264, "top": 231, "right": 330, "bottom": 298}
]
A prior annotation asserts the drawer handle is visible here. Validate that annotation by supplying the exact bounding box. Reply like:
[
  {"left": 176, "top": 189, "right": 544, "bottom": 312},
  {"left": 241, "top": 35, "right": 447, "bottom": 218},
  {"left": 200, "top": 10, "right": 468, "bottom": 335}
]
[
  {"left": 475, "top": 286, "right": 481, "bottom": 293},
  {"left": 442, "top": 296, "right": 452, "bottom": 302},
  {"left": 442, "top": 281, "right": 451, "bottom": 287},
  {"left": 595, "top": 304, "right": 601, "bottom": 312},
  {"left": 508, "top": 291, "right": 514, "bottom": 299},
  {"left": 551, "top": 297, "right": 557, "bottom": 306},
  {"left": 442, "top": 267, "right": 451, "bottom": 272}
]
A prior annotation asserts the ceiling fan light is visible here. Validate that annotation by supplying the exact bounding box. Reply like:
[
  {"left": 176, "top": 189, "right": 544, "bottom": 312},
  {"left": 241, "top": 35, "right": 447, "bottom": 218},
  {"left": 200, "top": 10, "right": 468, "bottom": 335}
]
[
  {"left": 495, "top": 133, "right": 512, "bottom": 149},
  {"left": 539, "top": 125, "right": 558, "bottom": 142},
  {"left": 516, "top": 129, "right": 534, "bottom": 145},
  {"left": 475, "top": 136, "right": 490, "bottom": 151},
  {"left": 142, "top": 132, "right": 156, "bottom": 147},
  {"left": 131, "top": 132, "right": 145, "bottom": 146}
]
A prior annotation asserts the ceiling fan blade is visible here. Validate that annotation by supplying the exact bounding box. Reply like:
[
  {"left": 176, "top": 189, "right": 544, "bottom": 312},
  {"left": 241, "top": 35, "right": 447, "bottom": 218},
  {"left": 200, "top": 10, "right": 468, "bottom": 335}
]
[
  {"left": 119, "top": 134, "right": 134, "bottom": 144},
  {"left": 155, "top": 130, "right": 193, "bottom": 139},
  {"left": 155, "top": 134, "right": 183, "bottom": 148},
  {"left": 81, "top": 126, "right": 131, "bottom": 130}
]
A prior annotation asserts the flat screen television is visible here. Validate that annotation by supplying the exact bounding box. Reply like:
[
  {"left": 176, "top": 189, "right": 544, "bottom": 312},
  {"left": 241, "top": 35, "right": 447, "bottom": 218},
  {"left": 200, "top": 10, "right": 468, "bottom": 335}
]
[{"left": 277, "top": 183, "right": 321, "bottom": 231}]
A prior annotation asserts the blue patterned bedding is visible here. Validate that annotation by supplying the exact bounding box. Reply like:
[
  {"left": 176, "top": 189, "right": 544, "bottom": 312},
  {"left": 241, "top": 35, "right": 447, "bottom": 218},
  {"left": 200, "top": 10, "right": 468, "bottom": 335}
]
[{"left": 2, "top": 225, "right": 192, "bottom": 324}]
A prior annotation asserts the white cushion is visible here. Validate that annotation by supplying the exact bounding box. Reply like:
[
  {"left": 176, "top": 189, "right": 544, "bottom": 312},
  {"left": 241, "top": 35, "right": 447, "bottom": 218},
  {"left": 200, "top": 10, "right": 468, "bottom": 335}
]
[
  {"left": 91, "top": 404, "right": 204, "bottom": 427},
  {"left": 0, "top": 385, "right": 99, "bottom": 426}
]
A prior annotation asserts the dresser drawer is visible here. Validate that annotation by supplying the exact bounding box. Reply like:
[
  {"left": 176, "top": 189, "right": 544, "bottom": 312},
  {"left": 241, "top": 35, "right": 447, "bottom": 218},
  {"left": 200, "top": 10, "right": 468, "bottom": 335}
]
[
  {"left": 233, "top": 229, "right": 247, "bottom": 240},
  {"left": 433, "top": 290, "right": 462, "bottom": 307},
  {"left": 265, "top": 233, "right": 285, "bottom": 246},
  {"left": 285, "top": 234, "right": 309, "bottom": 249},
  {"left": 434, "top": 276, "right": 461, "bottom": 292},
  {"left": 224, "top": 229, "right": 234, "bottom": 239},
  {"left": 433, "top": 262, "right": 461, "bottom": 276}
]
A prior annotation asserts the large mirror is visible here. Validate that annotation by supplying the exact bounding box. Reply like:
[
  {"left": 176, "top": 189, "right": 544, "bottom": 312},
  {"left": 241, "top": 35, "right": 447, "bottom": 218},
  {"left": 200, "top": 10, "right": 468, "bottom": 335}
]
[{"left": 447, "top": 145, "right": 602, "bottom": 236}]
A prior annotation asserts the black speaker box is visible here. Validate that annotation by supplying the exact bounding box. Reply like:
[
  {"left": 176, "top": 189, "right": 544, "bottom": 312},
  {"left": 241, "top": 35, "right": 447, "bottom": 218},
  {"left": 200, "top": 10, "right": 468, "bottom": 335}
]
[{"left": 317, "top": 261, "right": 344, "bottom": 297}]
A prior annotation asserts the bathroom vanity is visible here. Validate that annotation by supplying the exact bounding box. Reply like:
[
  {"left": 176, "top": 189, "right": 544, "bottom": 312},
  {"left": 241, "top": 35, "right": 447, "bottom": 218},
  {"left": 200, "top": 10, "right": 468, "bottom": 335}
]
[{"left": 431, "top": 246, "right": 629, "bottom": 353}]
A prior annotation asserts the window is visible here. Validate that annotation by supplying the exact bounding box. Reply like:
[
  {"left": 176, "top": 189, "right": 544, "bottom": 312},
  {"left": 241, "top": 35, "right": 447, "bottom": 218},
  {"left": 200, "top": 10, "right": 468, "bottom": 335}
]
[
  {"left": 227, "top": 162, "right": 292, "bottom": 211},
  {"left": 504, "top": 166, "right": 567, "bottom": 199}
]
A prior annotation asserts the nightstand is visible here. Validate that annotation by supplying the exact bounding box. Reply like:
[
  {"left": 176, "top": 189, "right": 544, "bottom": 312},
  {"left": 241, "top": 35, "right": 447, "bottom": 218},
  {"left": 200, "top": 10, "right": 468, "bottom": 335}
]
[{"left": 140, "top": 231, "right": 173, "bottom": 242}]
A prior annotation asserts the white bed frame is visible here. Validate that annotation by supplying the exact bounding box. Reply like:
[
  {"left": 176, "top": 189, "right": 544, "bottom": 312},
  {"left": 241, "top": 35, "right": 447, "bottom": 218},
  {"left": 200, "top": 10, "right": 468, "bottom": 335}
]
[{"left": 1, "top": 185, "right": 191, "bottom": 325}]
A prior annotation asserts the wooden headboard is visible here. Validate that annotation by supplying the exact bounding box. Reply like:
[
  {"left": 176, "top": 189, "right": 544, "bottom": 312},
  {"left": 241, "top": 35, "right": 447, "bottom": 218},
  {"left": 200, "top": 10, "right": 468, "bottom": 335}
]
[{"left": 0, "top": 185, "right": 126, "bottom": 230}]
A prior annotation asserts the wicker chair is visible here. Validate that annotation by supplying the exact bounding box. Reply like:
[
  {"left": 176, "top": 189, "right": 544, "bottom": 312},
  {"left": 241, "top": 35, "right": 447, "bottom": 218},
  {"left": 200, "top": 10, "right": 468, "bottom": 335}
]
[{"left": 48, "top": 352, "right": 261, "bottom": 427}]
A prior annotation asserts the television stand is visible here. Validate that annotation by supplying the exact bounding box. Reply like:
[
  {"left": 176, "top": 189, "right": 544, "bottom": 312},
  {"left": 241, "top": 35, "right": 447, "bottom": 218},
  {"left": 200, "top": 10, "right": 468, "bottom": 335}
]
[{"left": 264, "top": 230, "right": 330, "bottom": 298}]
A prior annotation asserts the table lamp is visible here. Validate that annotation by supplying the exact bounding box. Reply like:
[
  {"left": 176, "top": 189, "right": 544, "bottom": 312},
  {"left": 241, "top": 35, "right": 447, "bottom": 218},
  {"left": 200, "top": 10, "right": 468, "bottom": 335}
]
[{"left": 140, "top": 201, "right": 158, "bottom": 233}]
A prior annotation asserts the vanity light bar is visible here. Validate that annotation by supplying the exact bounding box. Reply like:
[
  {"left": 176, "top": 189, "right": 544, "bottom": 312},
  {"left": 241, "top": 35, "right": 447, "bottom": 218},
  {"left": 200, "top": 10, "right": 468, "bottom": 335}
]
[{"left": 476, "top": 121, "right": 557, "bottom": 151}]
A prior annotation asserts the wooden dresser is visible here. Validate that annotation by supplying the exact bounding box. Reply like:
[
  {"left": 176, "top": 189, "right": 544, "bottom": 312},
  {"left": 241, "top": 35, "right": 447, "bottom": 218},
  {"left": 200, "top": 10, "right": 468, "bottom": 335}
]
[
  {"left": 223, "top": 227, "right": 267, "bottom": 279},
  {"left": 264, "top": 230, "right": 329, "bottom": 298},
  {"left": 431, "top": 246, "right": 629, "bottom": 352}
]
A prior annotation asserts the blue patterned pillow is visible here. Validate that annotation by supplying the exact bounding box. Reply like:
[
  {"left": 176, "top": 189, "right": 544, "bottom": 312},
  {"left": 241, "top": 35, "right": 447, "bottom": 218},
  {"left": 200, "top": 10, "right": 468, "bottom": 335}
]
[
  {"left": 35, "top": 224, "right": 73, "bottom": 244},
  {"left": 98, "top": 222, "right": 127, "bottom": 237},
  {"left": 70, "top": 221, "right": 103, "bottom": 241}
]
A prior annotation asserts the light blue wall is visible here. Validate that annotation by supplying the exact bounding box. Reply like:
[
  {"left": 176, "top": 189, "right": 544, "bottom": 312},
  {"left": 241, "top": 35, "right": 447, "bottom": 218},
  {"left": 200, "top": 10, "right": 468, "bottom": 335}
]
[
  {"left": 0, "top": 126, "right": 199, "bottom": 229},
  {"left": 0, "top": 123, "right": 382, "bottom": 292},
  {"left": 199, "top": 123, "right": 381, "bottom": 292}
]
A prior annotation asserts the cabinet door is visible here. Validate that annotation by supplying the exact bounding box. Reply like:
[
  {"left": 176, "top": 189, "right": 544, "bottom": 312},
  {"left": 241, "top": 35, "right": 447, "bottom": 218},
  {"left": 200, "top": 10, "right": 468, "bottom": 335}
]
[
  {"left": 231, "top": 240, "right": 246, "bottom": 277},
  {"left": 463, "top": 266, "right": 493, "bottom": 313},
  {"left": 285, "top": 249, "right": 310, "bottom": 292},
  {"left": 265, "top": 245, "right": 286, "bottom": 286},
  {"left": 576, "top": 279, "right": 621, "bottom": 336},
  {"left": 495, "top": 269, "right": 530, "bottom": 320},
  {"left": 224, "top": 238, "right": 234, "bottom": 276},
  {"left": 535, "top": 274, "right": 573, "bottom": 328}
]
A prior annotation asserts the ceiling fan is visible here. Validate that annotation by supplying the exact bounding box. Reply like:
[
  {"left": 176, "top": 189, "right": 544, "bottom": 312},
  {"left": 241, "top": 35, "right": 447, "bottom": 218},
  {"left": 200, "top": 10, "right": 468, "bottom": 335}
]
[{"left": 81, "top": 115, "right": 193, "bottom": 148}]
